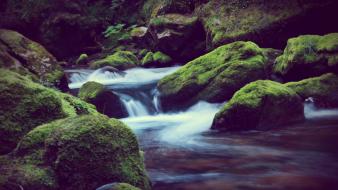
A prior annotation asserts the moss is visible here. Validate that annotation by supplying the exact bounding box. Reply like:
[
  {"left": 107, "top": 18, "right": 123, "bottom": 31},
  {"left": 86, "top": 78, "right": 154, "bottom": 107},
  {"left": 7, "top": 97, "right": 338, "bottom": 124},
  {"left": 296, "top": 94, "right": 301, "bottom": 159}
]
[
  {"left": 274, "top": 33, "right": 338, "bottom": 81},
  {"left": 141, "top": 51, "right": 172, "bottom": 67},
  {"left": 76, "top": 53, "right": 89, "bottom": 65},
  {"left": 0, "top": 29, "right": 63, "bottom": 85},
  {"left": 78, "top": 81, "right": 105, "bottom": 102},
  {"left": 2, "top": 115, "right": 150, "bottom": 190},
  {"left": 43, "top": 115, "right": 150, "bottom": 190},
  {"left": 212, "top": 80, "right": 304, "bottom": 131},
  {"left": 158, "top": 41, "right": 268, "bottom": 107},
  {"left": 112, "top": 183, "right": 141, "bottom": 190},
  {"left": 138, "top": 49, "right": 149, "bottom": 57},
  {"left": 0, "top": 69, "right": 98, "bottom": 154},
  {"left": 141, "top": 52, "right": 154, "bottom": 66},
  {"left": 285, "top": 73, "right": 338, "bottom": 107},
  {"left": 150, "top": 13, "right": 197, "bottom": 27},
  {"left": 90, "top": 51, "right": 139, "bottom": 70},
  {"left": 153, "top": 51, "right": 172, "bottom": 63}
]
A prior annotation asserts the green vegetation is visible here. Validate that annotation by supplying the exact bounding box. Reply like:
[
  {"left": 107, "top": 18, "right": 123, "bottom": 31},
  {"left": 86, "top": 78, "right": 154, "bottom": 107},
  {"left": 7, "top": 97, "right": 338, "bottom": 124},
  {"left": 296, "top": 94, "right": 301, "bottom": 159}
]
[
  {"left": 1, "top": 115, "right": 150, "bottom": 190},
  {"left": 78, "top": 81, "right": 105, "bottom": 102},
  {"left": 141, "top": 51, "right": 172, "bottom": 67},
  {"left": 90, "top": 51, "right": 139, "bottom": 70},
  {"left": 274, "top": 33, "right": 338, "bottom": 81},
  {"left": 285, "top": 73, "right": 338, "bottom": 107},
  {"left": 158, "top": 41, "right": 268, "bottom": 107},
  {"left": 212, "top": 80, "right": 304, "bottom": 131},
  {"left": 0, "top": 69, "right": 97, "bottom": 154}
]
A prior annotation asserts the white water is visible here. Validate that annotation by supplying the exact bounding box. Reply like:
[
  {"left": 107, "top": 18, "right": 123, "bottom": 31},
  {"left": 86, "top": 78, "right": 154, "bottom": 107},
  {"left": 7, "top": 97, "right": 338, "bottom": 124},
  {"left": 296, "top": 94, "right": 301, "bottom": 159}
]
[
  {"left": 67, "top": 67, "right": 338, "bottom": 145},
  {"left": 67, "top": 67, "right": 222, "bottom": 144}
]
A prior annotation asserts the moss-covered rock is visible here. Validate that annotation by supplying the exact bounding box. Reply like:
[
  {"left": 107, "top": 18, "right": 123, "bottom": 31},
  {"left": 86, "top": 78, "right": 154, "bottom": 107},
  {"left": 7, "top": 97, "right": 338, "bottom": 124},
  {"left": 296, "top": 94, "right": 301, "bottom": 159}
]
[
  {"left": 274, "top": 33, "right": 338, "bottom": 81},
  {"left": 75, "top": 53, "right": 89, "bottom": 65},
  {"left": 79, "top": 81, "right": 127, "bottom": 118},
  {"left": 211, "top": 80, "right": 304, "bottom": 131},
  {"left": 141, "top": 51, "right": 172, "bottom": 67},
  {"left": 90, "top": 51, "right": 139, "bottom": 70},
  {"left": 196, "top": 0, "right": 338, "bottom": 50},
  {"left": 0, "top": 29, "right": 64, "bottom": 86},
  {"left": 158, "top": 41, "right": 269, "bottom": 109},
  {"left": 145, "top": 13, "right": 206, "bottom": 62},
  {"left": 1, "top": 115, "right": 151, "bottom": 190},
  {"left": 97, "top": 183, "right": 141, "bottom": 190},
  {"left": 285, "top": 73, "right": 338, "bottom": 108},
  {"left": 0, "top": 69, "right": 98, "bottom": 154}
]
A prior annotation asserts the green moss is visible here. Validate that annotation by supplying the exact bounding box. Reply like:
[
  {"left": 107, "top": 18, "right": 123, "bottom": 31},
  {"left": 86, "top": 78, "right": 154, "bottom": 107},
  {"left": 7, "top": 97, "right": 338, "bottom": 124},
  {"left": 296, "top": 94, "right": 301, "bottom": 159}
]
[
  {"left": 78, "top": 81, "right": 105, "bottom": 102},
  {"left": 153, "top": 51, "right": 172, "bottom": 63},
  {"left": 113, "top": 183, "right": 141, "bottom": 190},
  {"left": 158, "top": 41, "right": 268, "bottom": 106},
  {"left": 274, "top": 33, "right": 338, "bottom": 80},
  {"left": 285, "top": 73, "right": 338, "bottom": 107},
  {"left": 212, "top": 80, "right": 304, "bottom": 131},
  {"left": 90, "top": 51, "right": 139, "bottom": 70},
  {"left": 141, "top": 52, "right": 154, "bottom": 66},
  {"left": 150, "top": 13, "right": 197, "bottom": 27},
  {"left": 0, "top": 29, "right": 63, "bottom": 85},
  {"left": 76, "top": 53, "right": 89, "bottom": 65},
  {"left": 0, "top": 69, "right": 98, "bottom": 154}
]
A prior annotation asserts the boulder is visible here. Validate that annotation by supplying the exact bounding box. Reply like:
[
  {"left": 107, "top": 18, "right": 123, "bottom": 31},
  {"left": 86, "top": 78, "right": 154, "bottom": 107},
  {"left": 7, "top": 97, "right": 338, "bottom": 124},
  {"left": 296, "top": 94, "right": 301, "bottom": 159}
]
[
  {"left": 0, "top": 115, "right": 151, "bottom": 190},
  {"left": 79, "top": 81, "right": 127, "bottom": 118},
  {"left": 158, "top": 41, "right": 269, "bottom": 109},
  {"left": 0, "top": 29, "right": 64, "bottom": 86},
  {"left": 96, "top": 183, "right": 141, "bottom": 190},
  {"left": 76, "top": 53, "right": 89, "bottom": 65},
  {"left": 285, "top": 73, "right": 338, "bottom": 108},
  {"left": 0, "top": 69, "right": 98, "bottom": 154},
  {"left": 145, "top": 13, "right": 206, "bottom": 62},
  {"left": 274, "top": 33, "right": 338, "bottom": 81},
  {"left": 90, "top": 51, "right": 139, "bottom": 70},
  {"left": 211, "top": 80, "right": 304, "bottom": 131},
  {"left": 141, "top": 51, "right": 172, "bottom": 67},
  {"left": 195, "top": 0, "right": 338, "bottom": 50}
]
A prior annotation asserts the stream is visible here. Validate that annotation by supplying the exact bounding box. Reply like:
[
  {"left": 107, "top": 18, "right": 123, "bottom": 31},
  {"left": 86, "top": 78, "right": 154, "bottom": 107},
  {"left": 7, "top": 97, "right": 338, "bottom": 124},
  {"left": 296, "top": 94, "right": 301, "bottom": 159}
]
[{"left": 66, "top": 67, "right": 338, "bottom": 190}]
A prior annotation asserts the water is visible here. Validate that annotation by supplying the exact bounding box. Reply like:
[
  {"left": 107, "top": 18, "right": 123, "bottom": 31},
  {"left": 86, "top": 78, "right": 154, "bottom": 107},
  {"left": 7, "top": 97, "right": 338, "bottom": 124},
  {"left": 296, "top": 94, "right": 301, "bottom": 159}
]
[{"left": 67, "top": 67, "right": 338, "bottom": 190}]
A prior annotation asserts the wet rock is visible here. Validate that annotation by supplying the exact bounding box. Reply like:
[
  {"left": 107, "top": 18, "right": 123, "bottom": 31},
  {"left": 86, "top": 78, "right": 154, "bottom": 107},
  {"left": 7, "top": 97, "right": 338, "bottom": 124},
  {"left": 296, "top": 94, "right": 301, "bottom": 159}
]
[
  {"left": 274, "top": 33, "right": 338, "bottom": 81},
  {"left": 0, "top": 29, "right": 64, "bottom": 86},
  {"left": 96, "top": 182, "right": 141, "bottom": 190},
  {"left": 0, "top": 115, "right": 151, "bottom": 190},
  {"left": 90, "top": 51, "right": 139, "bottom": 70},
  {"left": 285, "top": 73, "right": 338, "bottom": 108},
  {"left": 158, "top": 41, "right": 269, "bottom": 109},
  {"left": 195, "top": 0, "right": 338, "bottom": 50},
  {"left": 79, "top": 81, "right": 127, "bottom": 118},
  {"left": 211, "top": 80, "right": 304, "bottom": 131},
  {"left": 0, "top": 69, "right": 98, "bottom": 154},
  {"left": 145, "top": 13, "right": 206, "bottom": 62},
  {"left": 141, "top": 51, "right": 172, "bottom": 67}
]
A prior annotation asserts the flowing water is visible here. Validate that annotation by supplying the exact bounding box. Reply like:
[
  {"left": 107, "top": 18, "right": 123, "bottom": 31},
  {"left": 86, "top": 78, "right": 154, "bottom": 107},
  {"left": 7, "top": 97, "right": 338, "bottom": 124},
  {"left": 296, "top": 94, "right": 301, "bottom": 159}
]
[{"left": 67, "top": 67, "right": 338, "bottom": 190}]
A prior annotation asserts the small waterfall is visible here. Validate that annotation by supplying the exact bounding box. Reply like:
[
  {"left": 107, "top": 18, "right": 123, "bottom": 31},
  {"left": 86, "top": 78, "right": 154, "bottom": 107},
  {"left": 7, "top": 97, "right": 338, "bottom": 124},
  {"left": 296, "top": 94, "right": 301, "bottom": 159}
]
[{"left": 66, "top": 66, "right": 180, "bottom": 117}]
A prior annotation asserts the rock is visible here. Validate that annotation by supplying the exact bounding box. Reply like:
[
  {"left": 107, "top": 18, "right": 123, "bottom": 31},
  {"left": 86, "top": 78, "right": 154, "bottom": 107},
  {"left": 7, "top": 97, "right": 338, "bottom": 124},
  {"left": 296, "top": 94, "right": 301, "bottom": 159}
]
[
  {"left": 76, "top": 53, "right": 89, "bottom": 65},
  {"left": 141, "top": 51, "right": 172, "bottom": 67},
  {"left": 130, "top": 27, "right": 148, "bottom": 39},
  {"left": 285, "top": 73, "right": 338, "bottom": 108},
  {"left": 274, "top": 33, "right": 338, "bottom": 81},
  {"left": 96, "top": 182, "right": 141, "bottom": 190},
  {"left": 1, "top": 115, "right": 151, "bottom": 190},
  {"left": 0, "top": 29, "right": 64, "bottom": 86},
  {"left": 158, "top": 41, "right": 269, "bottom": 109},
  {"left": 142, "top": 0, "right": 195, "bottom": 20},
  {"left": 79, "top": 81, "right": 127, "bottom": 118},
  {"left": 195, "top": 0, "right": 338, "bottom": 50},
  {"left": 0, "top": 69, "right": 98, "bottom": 154},
  {"left": 90, "top": 51, "right": 139, "bottom": 70},
  {"left": 145, "top": 13, "right": 206, "bottom": 62},
  {"left": 211, "top": 80, "right": 304, "bottom": 131}
]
